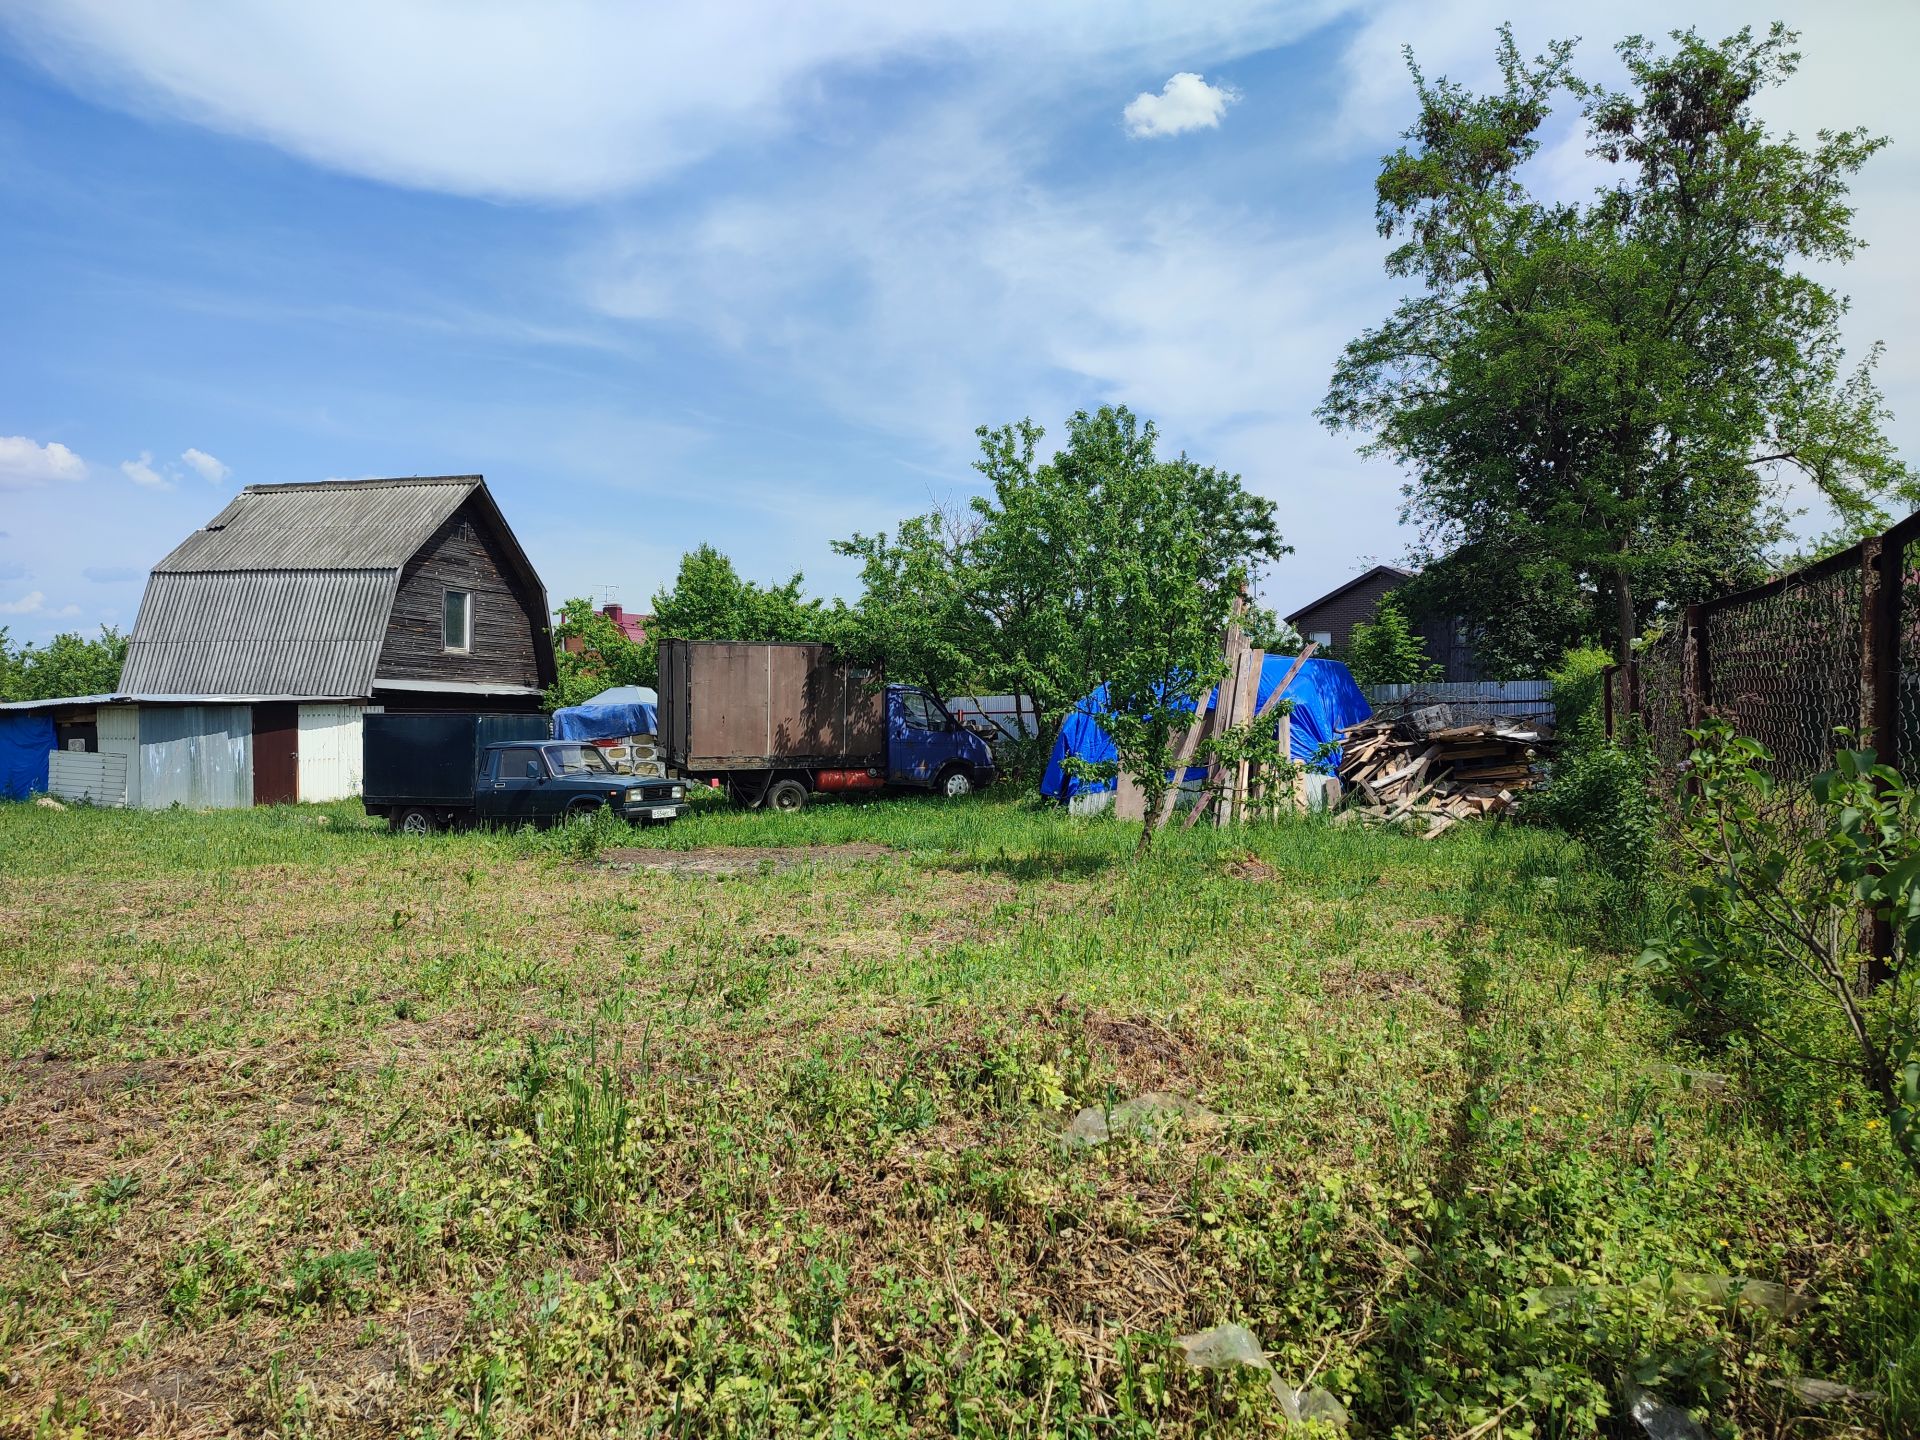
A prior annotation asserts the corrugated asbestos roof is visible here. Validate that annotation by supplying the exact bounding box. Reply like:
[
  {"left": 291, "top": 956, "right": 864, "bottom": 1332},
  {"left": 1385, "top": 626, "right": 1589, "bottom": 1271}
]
[
  {"left": 119, "top": 570, "right": 396, "bottom": 698},
  {"left": 121, "top": 476, "right": 532, "bottom": 700},
  {"left": 153, "top": 476, "right": 478, "bottom": 572}
]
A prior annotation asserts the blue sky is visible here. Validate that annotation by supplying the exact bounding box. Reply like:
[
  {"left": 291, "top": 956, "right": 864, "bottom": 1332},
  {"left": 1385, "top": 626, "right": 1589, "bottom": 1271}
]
[{"left": 2, "top": 1, "right": 1916, "bottom": 643}]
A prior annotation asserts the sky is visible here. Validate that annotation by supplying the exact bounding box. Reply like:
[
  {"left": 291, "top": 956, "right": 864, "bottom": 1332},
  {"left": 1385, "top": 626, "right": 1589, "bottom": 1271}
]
[{"left": 1, "top": 1, "right": 1916, "bottom": 644}]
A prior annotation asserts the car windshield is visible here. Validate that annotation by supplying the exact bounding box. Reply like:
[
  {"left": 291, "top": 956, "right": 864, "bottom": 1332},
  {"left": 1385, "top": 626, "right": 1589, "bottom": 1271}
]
[{"left": 546, "top": 744, "right": 613, "bottom": 775}]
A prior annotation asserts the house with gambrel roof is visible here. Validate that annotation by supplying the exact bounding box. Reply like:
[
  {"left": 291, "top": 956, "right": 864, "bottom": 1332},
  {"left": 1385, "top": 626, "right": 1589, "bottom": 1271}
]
[{"left": 0, "top": 475, "right": 555, "bottom": 807}]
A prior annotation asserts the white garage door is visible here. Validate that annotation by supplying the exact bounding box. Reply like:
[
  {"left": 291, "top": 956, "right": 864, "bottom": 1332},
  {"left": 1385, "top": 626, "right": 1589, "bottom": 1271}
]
[{"left": 297, "top": 704, "right": 366, "bottom": 802}]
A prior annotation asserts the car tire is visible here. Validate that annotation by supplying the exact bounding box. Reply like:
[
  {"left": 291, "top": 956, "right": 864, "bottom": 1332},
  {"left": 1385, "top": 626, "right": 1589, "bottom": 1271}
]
[
  {"left": 565, "top": 798, "right": 601, "bottom": 822},
  {"left": 766, "top": 778, "right": 809, "bottom": 813},
  {"left": 394, "top": 806, "right": 439, "bottom": 836},
  {"left": 938, "top": 767, "right": 973, "bottom": 799}
]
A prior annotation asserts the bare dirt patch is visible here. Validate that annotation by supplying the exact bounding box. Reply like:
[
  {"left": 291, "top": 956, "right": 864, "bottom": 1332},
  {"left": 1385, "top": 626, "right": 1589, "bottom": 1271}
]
[{"left": 599, "top": 843, "right": 895, "bottom": 876}]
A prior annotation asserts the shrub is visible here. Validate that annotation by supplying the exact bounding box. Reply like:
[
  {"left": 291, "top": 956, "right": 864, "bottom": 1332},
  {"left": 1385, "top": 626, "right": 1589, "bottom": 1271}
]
[
  {"left": 1346, "top": 593, "right": 1440, "bottom": 688},
  {"left": 1530, "top": 650, "right": 1660, "bottom": 909},
  {"left": 1644, "top": 721, "right": 1920, "bottom": 1175},
  {"left": 1545, "top": 644, "right": 1611, "bottom": 743}
]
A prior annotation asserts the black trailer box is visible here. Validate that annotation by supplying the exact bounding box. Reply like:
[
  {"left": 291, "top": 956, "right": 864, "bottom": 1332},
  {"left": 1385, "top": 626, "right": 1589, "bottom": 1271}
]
[{"left": 363, "top": 712, "right": 551, "bottom": 807}]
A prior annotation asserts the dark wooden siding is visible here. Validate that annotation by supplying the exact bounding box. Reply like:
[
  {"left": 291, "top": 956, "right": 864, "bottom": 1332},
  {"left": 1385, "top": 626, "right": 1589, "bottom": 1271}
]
[
  {"left": 1291, "top": 572, "right": 1406, "bottom": 653},
  {"left": 375, "top": 501, "right": 544, "bottom": 689}
]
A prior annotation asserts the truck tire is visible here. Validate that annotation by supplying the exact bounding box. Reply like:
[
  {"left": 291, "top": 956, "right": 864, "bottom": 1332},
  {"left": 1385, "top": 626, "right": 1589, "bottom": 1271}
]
[
  {"left": 393, "top": 806, "right": 440, "bottom": 836},
  {"left": 766, "top": 778, "right": 809, "bottom": 813},
  {"left": 937, "top": 766, "right": 973, "bottom": 799}
]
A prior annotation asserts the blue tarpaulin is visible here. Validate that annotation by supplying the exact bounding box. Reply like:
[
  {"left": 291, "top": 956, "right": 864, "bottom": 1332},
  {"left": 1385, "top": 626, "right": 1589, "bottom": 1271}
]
[
  {"left": 552, "top": 685, "right": 659, "bottom": 741},
  {"left": 1040, "top": 656, "right": 1372, "bottom": 800},
  {"left": 0, "top": 713, "right": 56, "bottom": 801}
]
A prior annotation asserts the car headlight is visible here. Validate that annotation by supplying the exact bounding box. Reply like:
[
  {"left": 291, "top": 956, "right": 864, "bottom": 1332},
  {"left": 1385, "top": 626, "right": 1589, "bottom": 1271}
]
[{"left": 671, "top": 785, "right": 684, "bottom": 799}]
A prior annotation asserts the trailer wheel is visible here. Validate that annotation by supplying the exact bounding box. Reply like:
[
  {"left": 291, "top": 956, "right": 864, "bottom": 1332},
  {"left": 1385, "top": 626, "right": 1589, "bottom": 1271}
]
[
  {"left": 394, "top": 806, "right": 440, "bottom": 836},
  {"left": 937, "top": 766, "right": 973, "bottom": 799},
  {"left": 766, "top": 778, "right": 809, "bottom": 813}
]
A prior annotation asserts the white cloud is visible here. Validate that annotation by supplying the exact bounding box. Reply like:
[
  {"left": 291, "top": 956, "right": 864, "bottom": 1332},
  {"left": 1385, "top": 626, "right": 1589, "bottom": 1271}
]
[
  {"left": 1123, "top": 72, "right": 1238, "bottom": 138},
  {"left": 120, "top": 452, "right": 172, "bottom": 489},
  {"left": 0, "top": 2, "right": 1341, "bottom": 201},
  {"left": 180, "top": 446, "right": 231, "bottom": 483},
  {"left": 0, "top": 590, "right": 46, "bottom": 615},
  {"left": 0, "top": 435, "right": 86, "bottom": 490}
]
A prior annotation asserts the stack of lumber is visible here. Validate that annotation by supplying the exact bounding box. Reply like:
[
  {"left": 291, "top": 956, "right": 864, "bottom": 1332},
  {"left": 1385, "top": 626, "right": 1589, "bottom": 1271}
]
[{"left": 1336, "top": 709, "right": 1543, "bottom": 839}]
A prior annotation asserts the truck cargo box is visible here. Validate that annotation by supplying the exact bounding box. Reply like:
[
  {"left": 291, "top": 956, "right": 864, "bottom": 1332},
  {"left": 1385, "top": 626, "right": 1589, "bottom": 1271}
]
[
  {"left": 362, "top": 712, "right": 550, "bottom": 806},
  {"left": 658, "top": 640, "right": 885, "bottom": 772}
]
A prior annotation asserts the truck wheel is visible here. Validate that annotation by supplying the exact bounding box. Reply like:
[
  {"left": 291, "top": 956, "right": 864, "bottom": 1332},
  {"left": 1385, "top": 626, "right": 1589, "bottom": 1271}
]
[
  {"left": 393, "top": 806, "right": 440, "bottom": 836},
  {"left": 766, "top": 778, "right": 809, "bottom": 813},
  {"left": 938, "top": 767, "right": 973, "bottom": 799}
]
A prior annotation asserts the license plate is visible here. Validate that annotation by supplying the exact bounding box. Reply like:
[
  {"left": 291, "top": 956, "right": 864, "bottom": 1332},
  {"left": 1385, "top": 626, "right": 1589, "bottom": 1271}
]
[{"left": 650, "top": 807, "right": 678, "bottom": 820}]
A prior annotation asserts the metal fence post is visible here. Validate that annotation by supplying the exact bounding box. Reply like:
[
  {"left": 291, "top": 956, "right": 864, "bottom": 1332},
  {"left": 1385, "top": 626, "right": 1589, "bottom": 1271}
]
[
  {"left": 1682, "top": 604, "right": 1707, "bottom": 730},
  {"left": 1859, "top": 534, "right": 1897, "bottom": 988}
]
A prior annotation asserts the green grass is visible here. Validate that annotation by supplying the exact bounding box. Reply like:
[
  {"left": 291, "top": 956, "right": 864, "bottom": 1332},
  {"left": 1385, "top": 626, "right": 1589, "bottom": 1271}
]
[{"left": 0, "top": 792, "right": 1908, "bottom": 1437}]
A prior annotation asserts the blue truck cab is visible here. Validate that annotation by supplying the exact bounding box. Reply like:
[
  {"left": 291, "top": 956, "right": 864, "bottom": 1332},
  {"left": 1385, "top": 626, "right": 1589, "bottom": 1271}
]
[{"left": 886, "top": 685, "right": 996, "bottom": 796}]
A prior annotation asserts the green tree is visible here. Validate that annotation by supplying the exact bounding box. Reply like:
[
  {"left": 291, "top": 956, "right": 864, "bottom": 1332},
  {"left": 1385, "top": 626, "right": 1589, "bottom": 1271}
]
[
  {"left": 1322, "top": 24, "right": 1910, "bottom": 667},
  {"left": 640, "top": 545, "right": 830, "bottom": 683},
  {"left": 830, "top": 508, "right": 986, "bottom": 700},
  {"left": 964, "top": 408, "right": 1287, "bottom": 766},
  {"left": 971, "top": 407, "right": 1286, "bottom": 849},
  {"left": 545, "top": 599, "right": 651, "bottom": 710},
  {"left": 1346, "top": 592, "right": 1441, "bottom": 687},
  {"left": 0, "top": 625, "right": 128, "bottom": 702}
]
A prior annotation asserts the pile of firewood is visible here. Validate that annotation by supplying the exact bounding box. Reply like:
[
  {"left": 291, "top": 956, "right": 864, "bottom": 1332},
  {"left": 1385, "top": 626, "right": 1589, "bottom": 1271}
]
[{"left": 1336, "top": 705, "right": 1545, "bottom": 838}]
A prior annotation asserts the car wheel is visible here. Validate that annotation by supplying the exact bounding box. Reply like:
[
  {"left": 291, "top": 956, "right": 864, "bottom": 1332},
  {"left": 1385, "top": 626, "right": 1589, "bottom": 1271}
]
[
  {"left": 766, "top": 778, "right": 809, "bottom": 812},
  {"left": 939, "top": 767, "right": 973, "bottom": 799},
  {"left": 394, "top": 806, "right": 439, "bottom": 836},
  {"left": 566, "top": 799, "right": 601, "bottom": 821}
]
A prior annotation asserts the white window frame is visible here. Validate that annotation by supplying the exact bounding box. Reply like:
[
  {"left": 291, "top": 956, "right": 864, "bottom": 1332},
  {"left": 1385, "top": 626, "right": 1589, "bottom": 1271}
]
[
  {"left": 443, "top": 588, "right": 473, "bottom": 653},
  {"left": 1309, "top": 630, "right": 1333, "bottom": 648}
]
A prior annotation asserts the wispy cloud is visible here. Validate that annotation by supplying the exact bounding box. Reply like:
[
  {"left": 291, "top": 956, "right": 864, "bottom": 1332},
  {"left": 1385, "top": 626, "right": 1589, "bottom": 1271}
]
[
  {"left": 0, "top": 435, "right": 86, "bottom": 490},
  {"left": 1, "top": 2, "right": 1340, "bottom": 200},
  {"left": 0, "top": 590, "right": 46, "bottom": 615},
  {"left": 120, "top": 452, "right": 171, "bottom": 489},
  {"left": 180, "top": 446, "right": 230, "bottom": 483},
  {"left": 1123, "top": 73, "right": 1238, "bottom": 138}
]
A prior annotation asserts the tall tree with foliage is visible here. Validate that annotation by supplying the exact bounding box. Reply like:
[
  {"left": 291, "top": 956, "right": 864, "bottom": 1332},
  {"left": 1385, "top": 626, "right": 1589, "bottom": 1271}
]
[
  {"left": 1346, "top": 592, "right": 1441, "bottom": 687},
  {"left": 1322, "top": 24, "right": 1910, "bottom": 668},
  {"left": 0, "top": 625, "right": 128, "bottom": 702}
]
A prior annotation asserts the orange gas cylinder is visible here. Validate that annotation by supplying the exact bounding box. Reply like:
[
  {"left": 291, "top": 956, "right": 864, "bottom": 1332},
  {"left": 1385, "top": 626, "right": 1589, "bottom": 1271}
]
[{"left": 813, "top": 768, "right": 885, "bottom": 792}]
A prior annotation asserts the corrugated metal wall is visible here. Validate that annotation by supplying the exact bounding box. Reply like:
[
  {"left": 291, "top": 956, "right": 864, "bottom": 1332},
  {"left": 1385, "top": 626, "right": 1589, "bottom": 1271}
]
[
  {"left": 297, "top": 703, "right": 365, "bottom": 802},
  {"left": 138, "top": 705, "right": 253, "bottom": 808},
  {"left": 1363, "top": 680, "right": 1553, "bottom": 728},
  {"left": 48, "top": 751, "right": 129, "bottom": 806},
  {"left": 97, "top": 705, "right": 141, "bottom": 808}
]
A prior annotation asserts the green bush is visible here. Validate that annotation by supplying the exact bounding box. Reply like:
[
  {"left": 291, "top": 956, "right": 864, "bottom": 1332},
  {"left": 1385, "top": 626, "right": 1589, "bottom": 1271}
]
[
  {"left": 1545, "top": 644, "right": 1611, "bottom": 743},
  {"left": 1529, "top": 647, "right": 1661, "bottom": 924}
]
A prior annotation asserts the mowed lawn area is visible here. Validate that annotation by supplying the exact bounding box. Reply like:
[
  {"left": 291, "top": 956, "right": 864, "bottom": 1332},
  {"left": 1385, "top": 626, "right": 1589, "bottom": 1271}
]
[{"left": 0, "top": 794, "right": 1905, "bottom": 1437}]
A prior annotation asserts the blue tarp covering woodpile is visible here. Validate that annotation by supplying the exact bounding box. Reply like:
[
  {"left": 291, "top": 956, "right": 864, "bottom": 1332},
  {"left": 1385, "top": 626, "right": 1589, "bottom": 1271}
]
[
  {"left": 1040, "top": 656, "right": 1371, "bottom": 800},
  {"left": 0, "top": 713, "right": 56, "bottom": 801}
]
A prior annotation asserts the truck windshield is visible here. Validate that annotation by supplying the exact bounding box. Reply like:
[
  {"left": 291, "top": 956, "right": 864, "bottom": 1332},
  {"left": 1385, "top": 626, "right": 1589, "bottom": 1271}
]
[{"left": 546, "top": 744, "right": 613, "bottom": 775}]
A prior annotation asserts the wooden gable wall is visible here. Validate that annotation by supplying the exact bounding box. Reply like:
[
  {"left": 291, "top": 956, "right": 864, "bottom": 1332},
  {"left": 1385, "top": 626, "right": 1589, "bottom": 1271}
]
[{"left": 375, "top": 500, "right": 545, "bottom": 689}]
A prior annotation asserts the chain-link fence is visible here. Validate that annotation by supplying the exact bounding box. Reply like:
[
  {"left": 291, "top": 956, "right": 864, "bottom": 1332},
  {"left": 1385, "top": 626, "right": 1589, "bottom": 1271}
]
[{"left": 1609, "top": 512, "right": 1920, "bottom": 791}]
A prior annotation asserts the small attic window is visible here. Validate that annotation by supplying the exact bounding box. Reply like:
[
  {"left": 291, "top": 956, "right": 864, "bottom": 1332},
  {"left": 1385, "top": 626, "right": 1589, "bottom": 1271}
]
[{"left": 443, "top": 589, "right": 473, "bottom": 653}]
